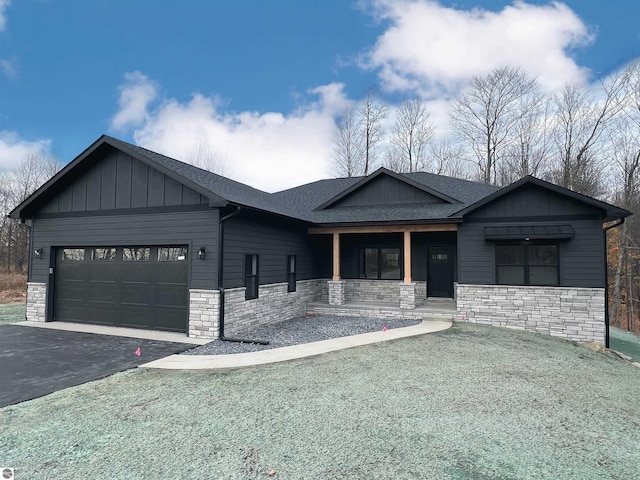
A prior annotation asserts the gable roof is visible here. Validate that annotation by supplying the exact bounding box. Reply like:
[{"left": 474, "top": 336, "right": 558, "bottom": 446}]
[
  {"left": 453, "top": 175, "right": 631, "bottom": 222},
  {"left": 9, "top": 135, "right": 629, "bottom": 226},
  {"left": 314, "top": 167, "right": 461, "bottom": 210}
]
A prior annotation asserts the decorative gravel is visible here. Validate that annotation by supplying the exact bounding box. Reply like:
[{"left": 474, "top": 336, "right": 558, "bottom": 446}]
[{"left": 183, "top": 315, "right": 421, "bottom": 355}]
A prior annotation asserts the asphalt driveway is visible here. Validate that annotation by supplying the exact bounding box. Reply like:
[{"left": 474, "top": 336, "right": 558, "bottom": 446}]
[{"left": 0, "top": 324, "right": 193, "bottom": 407}]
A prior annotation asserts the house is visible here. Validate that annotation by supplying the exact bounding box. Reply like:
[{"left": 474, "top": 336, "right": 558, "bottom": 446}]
[{"left": 9, "top": 135, "right": 630, "bottom": 346}]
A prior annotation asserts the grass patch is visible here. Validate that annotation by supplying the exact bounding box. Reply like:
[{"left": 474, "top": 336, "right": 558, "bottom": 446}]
[
  {"left": 1, "top": 323, "right": 639, "bottom": 479},
  {"left": 0, "top": 302, "right": 25, "bottom": 325},
  {"left": 610, "top": 326, "right": 640, "bottom": 362}
]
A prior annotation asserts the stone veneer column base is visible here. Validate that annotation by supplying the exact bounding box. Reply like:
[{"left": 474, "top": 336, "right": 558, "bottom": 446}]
[
  {"left": 26, "top": 282, "right": 47, "bottom": 322},
  {"left": 456, "top": 284, "right": 606, "bottom": 345},
  {"left": 328, "top": 280, "right": 346, "bottom": 306},
  {"left": 188, "top": 289, "right": 220, "bottom": 339},
  {"left": 399, "top": 282, "right": 416, "bottom": 309}
]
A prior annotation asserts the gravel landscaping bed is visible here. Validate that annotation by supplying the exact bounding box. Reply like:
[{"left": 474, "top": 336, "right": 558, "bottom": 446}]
[{"left": 183, "top": 315, "right": 421, "bottom": 355}]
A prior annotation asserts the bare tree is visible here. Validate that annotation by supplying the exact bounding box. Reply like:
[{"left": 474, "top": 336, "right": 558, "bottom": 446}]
[
  {"left": 549, "top": 73, "right": 627, "bottom": 196},
  {"left": 450, "top": 66, "right": 539, "bottom": 184},
  {"left": 387, "top": 99, "right": 435, "bottom": 173},
  {"left": 331, "top": 106, "right": 363, "bottom": 177},
  {"left": 428, "top": 140, "right": 474, "bottom": 179},
  {"left": 358, "top": 88, "right": 388, "bottom": 175},
  {"left": 184, "top": 142, "right": 227, "bottom": 176}
]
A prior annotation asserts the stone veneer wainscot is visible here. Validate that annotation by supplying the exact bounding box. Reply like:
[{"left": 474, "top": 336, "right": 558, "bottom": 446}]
[
  {"left": 188, "top": 289, "right": 220, "bottom": 339},
  {"left": 26, "top": 282, "right": 47, "bottom": 322},
  {"left": 456, "top": 284, "right": 606, "bottom": 344}
]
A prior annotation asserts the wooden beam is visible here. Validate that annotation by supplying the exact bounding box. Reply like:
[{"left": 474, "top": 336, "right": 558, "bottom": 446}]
[
  {"left": 403, "top": 230, "right": 411, "bottom": 283},
  {"left": 309, "top": 224, "right": 458, "bottom": 235},
  {"left": 332, "top": 232, "right": 340, "bottom": 281}
]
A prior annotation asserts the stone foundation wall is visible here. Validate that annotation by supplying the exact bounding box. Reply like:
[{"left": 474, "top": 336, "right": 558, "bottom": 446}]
[
  {"left": 344, "top": 279, "right": 400, "bottom": 303},
  {"left": 223, "top": 279, "right": 323, "bottom": 337},
  {"left": 456, "top": 284, "right": 605, "bottom": 344},
  {"left": 26, "top": 282, "right": 47, "bottom": 322},
  {"left": 188, "top": 289, "right": 220, "bottom": 339}
]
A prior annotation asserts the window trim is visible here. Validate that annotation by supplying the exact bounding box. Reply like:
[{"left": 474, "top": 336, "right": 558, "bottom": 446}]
[
  {"left": 245, "top": 253, "right": 259, "bottom": 300},
  {"left": 495, "top": 242, "right": 559, "bottom": 286},
  {"left": 358, "top": 247, "right": 402, "bottom": 280}
]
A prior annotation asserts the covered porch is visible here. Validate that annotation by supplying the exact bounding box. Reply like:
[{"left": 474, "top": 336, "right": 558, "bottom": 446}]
[{"left": 309, "top": 224, "right": 458, "bottom": 316}]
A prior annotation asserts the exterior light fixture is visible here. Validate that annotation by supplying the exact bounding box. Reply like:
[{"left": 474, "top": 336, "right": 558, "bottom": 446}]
[
  {"left": 34, "top": 248, "right": 43, "bottom": 259},
  {"left": 198, "top": 247, "right": 206, "bottom": 260}
]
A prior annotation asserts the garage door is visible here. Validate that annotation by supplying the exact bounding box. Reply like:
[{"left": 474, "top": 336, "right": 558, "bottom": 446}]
[{"left": 54, "top": 246, "right": 188, "bottom": 332}]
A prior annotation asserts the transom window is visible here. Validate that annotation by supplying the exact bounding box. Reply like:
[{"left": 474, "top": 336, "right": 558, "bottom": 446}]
[
  {"left": 358, "top": 248, "right": 401, "bottom": 280},
  {"left": 158, "top": 247, "right": 188, "bottom": 262},
  {"left": 496, "top": 244, "right": 559, "bottom": 286},
  {"left": 91, "top": 248, "right": 116, "bottom": 261}
]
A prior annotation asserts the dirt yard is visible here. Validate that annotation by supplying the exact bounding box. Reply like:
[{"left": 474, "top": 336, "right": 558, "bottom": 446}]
[{"left": 0, "top": 273, "right": 26, "bottom": 304}]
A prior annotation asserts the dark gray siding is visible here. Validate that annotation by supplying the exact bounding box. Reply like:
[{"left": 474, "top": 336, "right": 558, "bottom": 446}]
[
  {"left": 332, "top": 175, "right": 444, "bottom": 208},
  {"left": 38, "top": 147, "right": 208, "bottom": 215},
  {"left": 458, "top": 220, "right": 604, "bottom": 288},
  {"left": 222, "top": 211, "right": 318, "bottom": 288},
  {"left": 469, "top": 183, "right": 599, "bottom": 218},
  {"left": 30, "top": 209, "right": 219, "bottom": 289}
]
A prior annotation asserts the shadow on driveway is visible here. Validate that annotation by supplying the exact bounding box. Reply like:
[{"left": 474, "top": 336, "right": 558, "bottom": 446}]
[{"left": 0, "top": 324, "right": 193, "bottom": 407}]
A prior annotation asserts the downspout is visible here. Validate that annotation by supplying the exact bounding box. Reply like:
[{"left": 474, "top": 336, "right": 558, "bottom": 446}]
[
  {"left": 217, "top": 206, "right": 269, "bottom": 345},
  {"left": 603, "top": 217, "right": 625, "bottom": 349}
]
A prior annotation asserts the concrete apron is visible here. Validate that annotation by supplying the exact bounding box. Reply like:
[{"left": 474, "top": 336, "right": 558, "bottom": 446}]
[{"left": 140, "top": 319, "right": 452, "bottom": 370}]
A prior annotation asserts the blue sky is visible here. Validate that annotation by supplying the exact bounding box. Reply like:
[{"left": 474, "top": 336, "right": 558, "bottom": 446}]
[{"left": 0, "top": 0, "right": 638, "bottom": 191}]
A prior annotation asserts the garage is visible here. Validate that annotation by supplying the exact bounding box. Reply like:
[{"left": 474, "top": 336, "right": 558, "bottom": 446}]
[{"left": 53, "top": 246, "right": 189, "bottom": 332}]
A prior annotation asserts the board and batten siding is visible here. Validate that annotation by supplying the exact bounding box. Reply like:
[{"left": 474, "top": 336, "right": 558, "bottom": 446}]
[
  {"left": 37, "top": 147, "right": 208, "bottom": 215},
  {"left": 30, "top": 209, "right": 219, "bottom": 290},
  {"left": 222, "top": 211, "right": 319, "bottom": 288}
]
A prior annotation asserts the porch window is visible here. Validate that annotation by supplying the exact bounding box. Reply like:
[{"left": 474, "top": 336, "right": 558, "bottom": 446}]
[
  {"left": 496, "top": 244, "right": 558, "bottom": 286},
  {"left": 245, "top": 254, "right": 259, "bottom": 300},
  {"left": 358, "top": 248, "right": 401, "bottom": 280},
  {"left": 287, "top": 255, "right": 296, "bottom": 292}
]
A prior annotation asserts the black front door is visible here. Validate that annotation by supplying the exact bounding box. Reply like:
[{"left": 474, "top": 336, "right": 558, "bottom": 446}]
[{"left": 427, "top": 246, "right": 454, "bottom": 298}]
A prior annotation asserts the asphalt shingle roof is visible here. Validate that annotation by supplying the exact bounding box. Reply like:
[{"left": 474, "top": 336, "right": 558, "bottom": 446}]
[{"left": 106, "top": 136, "right": 500, "bottom": 225}]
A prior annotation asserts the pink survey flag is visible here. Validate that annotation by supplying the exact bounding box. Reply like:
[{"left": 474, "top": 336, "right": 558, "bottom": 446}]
[
  {"left": 135, "top": 347, "right": 141, "bottom": 356},
  {"left": 382, "top": 326, "right": 388, "bottom": 332}
]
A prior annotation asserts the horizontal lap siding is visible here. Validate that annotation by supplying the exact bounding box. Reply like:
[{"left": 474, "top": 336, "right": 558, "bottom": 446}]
[
  {"left": 458, "top": 220, "right": 604, "bottom": 288},
  {"left": 31, "top": 209, "right": 219, "bottom": 289},
  {"left": 223, "top": 212, "right": 318, "bottom": 288}
]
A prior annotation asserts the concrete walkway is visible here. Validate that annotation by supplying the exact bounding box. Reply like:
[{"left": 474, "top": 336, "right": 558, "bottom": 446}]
[{"left": 141, "top": 319, "right": 452, "bottom": 370}]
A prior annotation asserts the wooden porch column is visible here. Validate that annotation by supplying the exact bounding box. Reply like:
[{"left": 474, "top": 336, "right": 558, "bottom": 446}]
[
  {"left": 332, "top": 232, "right": 341, "bottom": 281},
  {"left": 403, "top": 229, "right": 411, "bottom": 283}
]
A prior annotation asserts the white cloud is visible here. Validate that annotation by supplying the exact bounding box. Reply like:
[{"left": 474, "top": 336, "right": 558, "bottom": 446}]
[
  {"left": 0, "top": 0, "right": 9, "bottom": 32},
  {"left": 0, "top": 58, "right": 17, "bottom": 79},
  {"left": 0, "top": 131, "right": 51, "bottom": 171},
  {"left": 364, "top": 0, "right": 593, "bottom": 95},
  {"left": 111, "top": 72, "right": 349, "bottom": 192},
  {"left": 110, "top": 71, "right": 158, "bottom": 131}
]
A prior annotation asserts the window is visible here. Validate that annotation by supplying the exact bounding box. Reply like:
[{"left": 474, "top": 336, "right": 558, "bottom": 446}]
[
  {"left": 158, "top": 247, "right": 188, "bottom": 261},
  {"left": 358, "top": 248, "right": 401, "bottom": 280},
  {"left": 62, "top": 248, "right": 84, "bottom": 261},
  {"left": 123, "top": 247, "right": 150, "bottom": 262},
  {"left": 287, "top": 255, "right": 296, "bottom": 292},
  {"left": 91, "top": 248, "right": 116, "bottom": 261},
  {"left": 245, "top": 254, "right": 259, "bottom": 300},
  {"left": 496, "top": 244, "right": 559, "bottom": 286}
]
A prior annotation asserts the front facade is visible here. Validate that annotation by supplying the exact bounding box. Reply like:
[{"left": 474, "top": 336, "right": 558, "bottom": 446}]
[{"left": 11, "top": 136, "right": 630, "bottom": 346}]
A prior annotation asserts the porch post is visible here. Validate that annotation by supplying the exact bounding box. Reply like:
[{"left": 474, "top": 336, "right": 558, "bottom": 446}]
[
  {"left": 400, "top": 229, "right": 416, "bottom": 309},
  {"left": 332, "top": 232, "right": 340, "bottom": 281},
  {"left": 403, "top": 229, "right": 411, "bottom": 283}
]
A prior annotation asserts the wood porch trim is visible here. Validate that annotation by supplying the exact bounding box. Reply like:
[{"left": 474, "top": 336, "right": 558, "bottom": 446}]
[
  {"left": 308, "top": 224, "right": 457, "bottom": 235},
  {"left": 332, "top": 232, "right": 340, "bottom": 281},
  {"left": 403, "top": 230, "right": 411, "bottom": 283}
]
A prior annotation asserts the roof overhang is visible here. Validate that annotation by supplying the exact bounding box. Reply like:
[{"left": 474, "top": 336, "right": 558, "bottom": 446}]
[{"left": 308, "top": 223, "right": 458, "bottom": 235}]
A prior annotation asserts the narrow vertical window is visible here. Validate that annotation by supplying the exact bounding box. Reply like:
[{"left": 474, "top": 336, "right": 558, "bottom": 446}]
[
  {"left": 287, "top": 255, "right": 297, "bottom": 292},
  {"left": 245, "top": 254, "right": 259, "bottom": 300}
]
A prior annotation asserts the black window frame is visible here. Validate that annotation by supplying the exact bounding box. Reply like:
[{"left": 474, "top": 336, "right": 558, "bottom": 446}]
[
  {"left": 358, "top": 247, "right": 402, "bottom": 280},
  {"left": 495, "top": 243, "right": 559, "bottom": 286},
  {"left": 245, "top": 253, "right": 259, "bottom": 300},
  {"left": 287, "top": 255, "right": 296, "bottom": 293}
]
